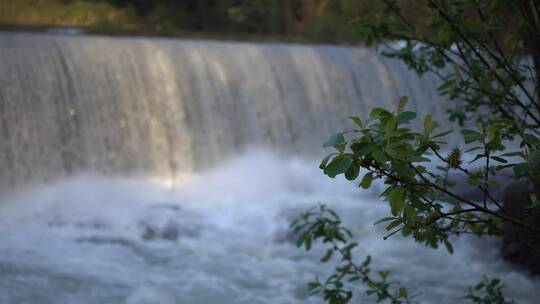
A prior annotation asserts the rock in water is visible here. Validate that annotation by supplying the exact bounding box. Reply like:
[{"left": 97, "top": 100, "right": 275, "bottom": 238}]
[{"left": 502, "top": 179, "right": 540, "bottom": 276}]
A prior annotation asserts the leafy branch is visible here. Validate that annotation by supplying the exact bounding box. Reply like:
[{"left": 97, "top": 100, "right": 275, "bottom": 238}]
[
  {"left": 294, "top": 1, "right": 539, "bottom": 303},
  {"left": 321, "top": 98, "right": 540, "bottom": 249},
  {"left": 291, "top": 204, "right": 514, "bottom": 304},
  {"left": 291, "top": 204, "right": 414, "bottom": 304}
]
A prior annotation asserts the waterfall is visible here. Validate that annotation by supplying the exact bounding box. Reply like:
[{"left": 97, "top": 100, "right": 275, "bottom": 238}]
[
  {"left": 2, "top": 32, "right": 539, "bottom": 304},
  {"left": 0, "top": 31, "right": 448, "bottom": 191}
]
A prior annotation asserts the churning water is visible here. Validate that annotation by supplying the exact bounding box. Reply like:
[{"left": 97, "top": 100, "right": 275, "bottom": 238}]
[
  {"left": 0, "top": 32, "right": 538, "bottom": 303},
  {"left": 0, "top": 152, "right": 539, "bottom": 304}
]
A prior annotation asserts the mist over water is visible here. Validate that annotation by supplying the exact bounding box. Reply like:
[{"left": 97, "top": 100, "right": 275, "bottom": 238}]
[{"left": 0, "top": 32, "right": 538, "bottom": 303}]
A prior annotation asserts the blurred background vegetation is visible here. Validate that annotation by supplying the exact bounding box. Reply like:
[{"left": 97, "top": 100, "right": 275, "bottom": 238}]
[{"left": 0, "top": 0, "right": 423, "bottom": 43}]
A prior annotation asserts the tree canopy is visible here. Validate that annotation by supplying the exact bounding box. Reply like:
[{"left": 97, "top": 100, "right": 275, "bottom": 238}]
[
  {"left": 293, "top": 0, "right": 540, "bottom": 303},
  {"left": 2, "top": 0, "right": 422, "bottom": 43}
]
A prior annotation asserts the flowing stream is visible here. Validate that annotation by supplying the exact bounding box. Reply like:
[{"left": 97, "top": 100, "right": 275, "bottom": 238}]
[{"left": 0, "top": 32, "right": 538, "bottom": 303}]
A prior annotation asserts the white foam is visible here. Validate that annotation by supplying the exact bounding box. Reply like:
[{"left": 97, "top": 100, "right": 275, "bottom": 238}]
[{"left": 0, "top": 151, "right": 537, "bottom": 303}]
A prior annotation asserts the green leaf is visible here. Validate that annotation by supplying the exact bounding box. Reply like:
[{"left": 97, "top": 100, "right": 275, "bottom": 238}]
[
  {"left": 385, "top": 117, "right": 397, "bottom": 133},
  {"left": 404, "top": 205, "right": 417, "bottom": 224},
  {"left": 324, "top": 155, "right": 353, "bottom": 178},
  {"left": 296, "top": 232, "right": 307, "bottom": 248},
  {"left": 528, "top": 149, "right": 540, "bottom": 181},
  {"left": 327, "top": 208, "right": 340, "bottom": 220},
  {"left": 495, "top": 163, "right": 517, "bottom": 171},
  {"left": 360, "top": 172, "right": 373, "bottom": 189},
  {"left": 319, "top": 154, "right": 334, "bottom": 169},
  {"left": 487, "top": 122, "right": 506, "bottom": 143},
  {"left": 399, "top": 287, "right": 408, "bottom": 298},
  {"left": 323, "top": 132, "right": 345, "bottom": 148},
  {"left": 432, "top": 130, "right": 452, "bottom": 138},
  {"left": 409, "top": 155, "right": 431, "bottom": 163},
  {"left": 530, "top": 193, "right": 540, "bottom": 207},
  {"left": 469, "top": 153, "right": 484, "bottom": 164},
  {"left": 524, "top": 133, "right": 540, "bottom": 145},
  {"left": 393, "top": 163, "right": 415, "bottom": 180},
  {"left": 444, "top": 240, "right": 454, "bottom": 254},
  {"left": 351, "top": 142, "right": 376, "bottom": 157},
  {"left": 423, "top": 114, "right": 438, "bottom": 135},
  {"left": 513, "top": 162, "right": 529, "bottom": 176},
  {"left": 461, "top": 129, "right": 483, "bottom": 144},
  {"left": 397, "top": 111, "right": 417, "bottom": 124},
  {"left": 386, "top": 219, "right": 402, "bottom": 231},
  {"left": 321, "top": 249, "right": 334, "bottom": 262},
  {"left": 492, "top": 119, "right": 513, "bottom": 126},
  {"left": 349, "top": 116, "right": 363, "bottom": 127},
  {"left": 378, "top": 270, "right": 390, "bottom": 280},
  {"left": 490, "top": 156, "right": 508, "bottom": 163},
  {"left": 465, "top": 146, "right": 483, "bottom": 153},
  {"left": 487, "top": 129, "right": 498, "bottom": 143},
  {"left": 401, "top": 226, "right": 412, "bottom": 237},
  {"left": 385, "top": 148, "right": 400, "bottom": 159},
  {"left": 500, "top": 151, "right": 523, "bottom": 158},
  {"left": 398, "top": 96, "right": 408, "bottom": 113},
  {"left": 372, "top": 148, "right": 388, "bottom": 163},
  {"left": 424, "top": 114, "right": 433, "bottom": 133},
  {"left": 371, "top": 107, "right": 391, "bottom": 118},
  {"left": 304, "top": 235, "right": 312, "bottom": 250},
  {"left": 345, "top": 163, "right": 360, "bottom": 181},
  {"left": 373, "top": 217, "right": 396, "bottom": 226},
  {"left": 437, "top": 78, "right": 456, "bottom": 92},
  {"left": 388, "top": 187, "right": 406, "bottom": 216}
]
